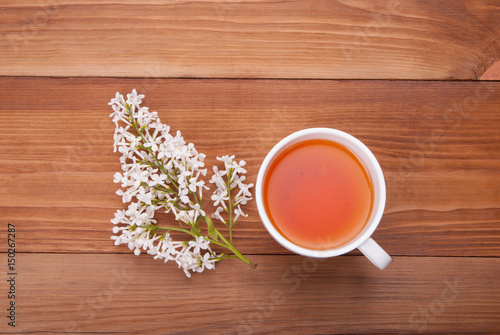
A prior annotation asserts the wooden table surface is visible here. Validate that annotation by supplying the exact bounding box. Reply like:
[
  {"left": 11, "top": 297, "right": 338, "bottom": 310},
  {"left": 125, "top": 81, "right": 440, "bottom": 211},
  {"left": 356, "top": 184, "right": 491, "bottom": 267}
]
[{"left": 1, "top": 1, "right": 500, "bottom": 334}]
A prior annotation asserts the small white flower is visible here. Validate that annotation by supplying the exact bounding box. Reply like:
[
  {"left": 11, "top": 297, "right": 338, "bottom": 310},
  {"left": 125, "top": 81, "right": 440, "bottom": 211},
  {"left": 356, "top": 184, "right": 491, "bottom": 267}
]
[
  {"left": 131, "top": 170, "right": 149, "bottom": 189},
  {"left": 113, "top": 172, "right": 123, "bottom": 184},
  {"left": 233, "top": 205, "right": 248, "bottom": 222},
  {"left": 196, "top": 252, "right": 217, "bottom": 272},
  {"left": 212, "top": 206, "right": 226, "bottom": 224},
  {"left": 127, "top": 135, "right": 142, "bottom": 150},
  {"left": 188, "top": 174, "right": 204, "bottom": 193},
  {"left": 211, "top": 189, "right": 228, "bottom": 208},
  {"left": 148, "top": 173, "right": 168, "bottom": 187},
  {"left": 137, "top": 187, "right": 154, "bottom": 205},
  {"left": 178, "top": 187, "right": 190, "bottom": 204},
  {"left": 111, "top": 209, "right": 128, "bottom": 225},
  {"left": 126, "top": 89, "right": 145, "bottom": 108},
  {"left": 189, "top": 236, "right": 211, "bottom": 254},
  {"left": 190, "top": 202, "right": 206, "bottom": 219},
  {"left": 108, "top": 92, "right": 127, "bottom": 112},
  {"left": 217, "top": 155, "right": 235, "bottom": 166}
]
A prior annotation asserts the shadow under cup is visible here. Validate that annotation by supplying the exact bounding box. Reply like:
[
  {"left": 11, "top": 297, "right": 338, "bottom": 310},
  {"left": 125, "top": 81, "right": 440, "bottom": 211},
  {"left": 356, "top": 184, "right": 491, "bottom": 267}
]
[{"left": 256, "top": 128, "right": 391, "bottom": 269}]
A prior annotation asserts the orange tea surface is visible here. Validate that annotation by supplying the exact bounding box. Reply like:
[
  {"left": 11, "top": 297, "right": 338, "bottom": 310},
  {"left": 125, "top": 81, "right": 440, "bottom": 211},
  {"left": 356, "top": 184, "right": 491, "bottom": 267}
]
[{"left": 263, "top": 139, "right": 373, "bottom": 250}]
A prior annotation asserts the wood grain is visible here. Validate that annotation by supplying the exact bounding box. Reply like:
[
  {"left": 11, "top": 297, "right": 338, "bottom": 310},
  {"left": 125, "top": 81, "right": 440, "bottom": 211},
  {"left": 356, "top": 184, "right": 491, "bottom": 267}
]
[
  {"left": 482, "top": 60, "right": 500, "bottom": 80},
  {"left": 1, "top": 1, "right": 499, "bottom": 333},
  {"left": 0, "top": 253, "right": 498, "bottom": 334},
  {"left": 0, "top": 0, "right": 499, "bottom": 79},
  {"left": 1, "top": 77, "right": 499, "bottom": 257}
]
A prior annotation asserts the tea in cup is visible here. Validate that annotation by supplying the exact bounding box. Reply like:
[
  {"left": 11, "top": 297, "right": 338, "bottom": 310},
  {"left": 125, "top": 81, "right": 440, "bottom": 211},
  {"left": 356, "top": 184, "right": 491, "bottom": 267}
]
[{"left": 255, "top": 128, "right": 391, "bottom": 269}]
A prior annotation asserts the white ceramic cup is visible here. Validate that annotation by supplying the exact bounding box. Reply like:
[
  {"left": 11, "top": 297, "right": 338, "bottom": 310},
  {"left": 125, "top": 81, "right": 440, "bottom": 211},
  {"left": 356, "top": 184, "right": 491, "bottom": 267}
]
[{"left": 255, "top": 128, "right": 392, "bottom": 269}]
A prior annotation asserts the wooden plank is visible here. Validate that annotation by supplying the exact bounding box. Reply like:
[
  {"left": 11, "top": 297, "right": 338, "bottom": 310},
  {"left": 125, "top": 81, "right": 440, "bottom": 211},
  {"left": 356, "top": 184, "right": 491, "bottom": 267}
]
[
  {"left": 0, "top": 78, "right": 499, "bottom": 257},
  {"left": 0, "top": 253, "right": 499, "bottom": 334},
  {"left": 0, "top": 0, "right": 499, "bottom": 79}
]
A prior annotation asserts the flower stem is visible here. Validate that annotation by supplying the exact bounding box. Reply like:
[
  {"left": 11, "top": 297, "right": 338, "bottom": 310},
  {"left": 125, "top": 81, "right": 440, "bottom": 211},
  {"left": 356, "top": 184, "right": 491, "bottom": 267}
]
[
  {"left": 215, "top": 230, "right": 256, "bottom": 269},
  {"left": 154, "top": 226, "right": 193, "bottom": 236},
  {"left": 156, "top": 221, "right": 255, "bottom": 269}
]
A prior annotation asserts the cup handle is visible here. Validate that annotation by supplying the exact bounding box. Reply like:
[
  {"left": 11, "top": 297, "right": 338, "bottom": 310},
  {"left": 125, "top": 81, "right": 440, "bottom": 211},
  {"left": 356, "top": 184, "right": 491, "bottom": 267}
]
[{"left": 357, "top": 237, "right": 392, "bottom": 270}]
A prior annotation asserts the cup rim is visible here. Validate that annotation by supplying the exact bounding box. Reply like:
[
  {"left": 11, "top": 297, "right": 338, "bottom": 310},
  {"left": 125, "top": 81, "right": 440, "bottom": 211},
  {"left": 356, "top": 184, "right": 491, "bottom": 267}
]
[{"left": 255, "top": 128, "right": 386, "bottom": 258}]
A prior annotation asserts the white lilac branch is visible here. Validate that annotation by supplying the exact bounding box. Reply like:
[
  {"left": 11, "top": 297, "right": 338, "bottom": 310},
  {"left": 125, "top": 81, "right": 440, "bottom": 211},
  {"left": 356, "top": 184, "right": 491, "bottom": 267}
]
[{"left": 109, "top": 89, "right": 255, "bottom": 277}]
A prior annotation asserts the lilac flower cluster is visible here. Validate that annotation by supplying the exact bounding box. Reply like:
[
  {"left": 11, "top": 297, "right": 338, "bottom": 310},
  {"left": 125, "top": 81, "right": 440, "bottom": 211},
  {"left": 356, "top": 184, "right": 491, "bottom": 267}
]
[{"left": 109, "top": 90, "right": 254, "bottom": 277}]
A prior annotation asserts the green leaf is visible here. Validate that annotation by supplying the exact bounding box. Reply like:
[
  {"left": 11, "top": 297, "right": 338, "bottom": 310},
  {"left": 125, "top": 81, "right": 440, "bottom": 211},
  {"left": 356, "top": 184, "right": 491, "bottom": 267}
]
[
  {"left": 205, "top": 216, "right": 218, "bottom": 241},
  {"left": 190, "top": 219, "right": 201, "bottom": 236},
  {"left": 190, "top": 225, "right": 200, "bottom": 236}
]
